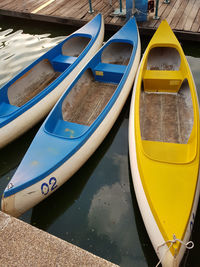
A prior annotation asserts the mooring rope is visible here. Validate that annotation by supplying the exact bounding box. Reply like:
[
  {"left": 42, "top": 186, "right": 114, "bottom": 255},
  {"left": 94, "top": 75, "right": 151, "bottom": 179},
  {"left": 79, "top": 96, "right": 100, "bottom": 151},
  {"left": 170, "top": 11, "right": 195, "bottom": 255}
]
[{"left": 155, "top": 234, "right": 194, "bottom": 267}]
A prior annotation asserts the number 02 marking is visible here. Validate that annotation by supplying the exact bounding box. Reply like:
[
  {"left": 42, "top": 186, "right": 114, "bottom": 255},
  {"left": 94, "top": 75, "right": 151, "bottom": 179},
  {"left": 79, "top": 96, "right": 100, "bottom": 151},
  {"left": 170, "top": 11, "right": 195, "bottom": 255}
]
[{"left": 41, "top": 177, "right": 57, "bottom": 195}]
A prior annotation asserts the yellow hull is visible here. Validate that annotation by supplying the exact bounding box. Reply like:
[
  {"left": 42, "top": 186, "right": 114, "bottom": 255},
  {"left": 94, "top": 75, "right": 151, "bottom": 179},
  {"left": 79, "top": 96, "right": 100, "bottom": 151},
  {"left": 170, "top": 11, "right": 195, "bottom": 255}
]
[{"left": 129, "top": 20, "right": 200, "bottom": 266}]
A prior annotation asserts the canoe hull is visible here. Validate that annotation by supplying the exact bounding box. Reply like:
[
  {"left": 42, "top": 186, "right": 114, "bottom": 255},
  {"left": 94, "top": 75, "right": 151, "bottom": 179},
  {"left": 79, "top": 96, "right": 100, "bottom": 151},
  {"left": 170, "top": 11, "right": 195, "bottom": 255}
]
[
  {"left": 129, "top": 60, "right": 200, "bottom": 266},
  {"left": 2, "top": 32, "right": 141, "bottom": 217},
  {"left": 129, "top": 21, "right": 200, "bottom": 266},
  {"left": 0, "top": 15, "right": 104, "bottom": 148}
]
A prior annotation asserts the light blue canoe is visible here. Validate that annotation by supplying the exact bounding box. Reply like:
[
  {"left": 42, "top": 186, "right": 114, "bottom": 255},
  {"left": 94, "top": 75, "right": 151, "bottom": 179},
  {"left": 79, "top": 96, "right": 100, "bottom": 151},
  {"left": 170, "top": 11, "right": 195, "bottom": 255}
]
[
  {"left": 0, "top": 14, "right": 104, "bottom": 148},
  {"left": 2, "top": 17, "right": 141, "bottom": 217}
]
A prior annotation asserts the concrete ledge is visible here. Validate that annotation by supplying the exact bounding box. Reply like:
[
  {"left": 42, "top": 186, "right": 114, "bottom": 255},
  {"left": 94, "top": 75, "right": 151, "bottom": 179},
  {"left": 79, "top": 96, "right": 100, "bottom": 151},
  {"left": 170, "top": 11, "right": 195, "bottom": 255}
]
[{"left": 0, "top": 211, "right": 119, "bottom": 267}]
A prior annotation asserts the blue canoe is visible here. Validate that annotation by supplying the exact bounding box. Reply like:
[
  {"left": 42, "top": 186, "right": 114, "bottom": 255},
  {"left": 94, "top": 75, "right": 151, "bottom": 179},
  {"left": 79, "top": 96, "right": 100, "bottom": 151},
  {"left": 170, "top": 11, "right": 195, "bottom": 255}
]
[
  {"left": 0, "top": 14, "right": 104, "bottom": 148},
  {"left": 2, "top": 17, "right": 141, "bottom": 217}
]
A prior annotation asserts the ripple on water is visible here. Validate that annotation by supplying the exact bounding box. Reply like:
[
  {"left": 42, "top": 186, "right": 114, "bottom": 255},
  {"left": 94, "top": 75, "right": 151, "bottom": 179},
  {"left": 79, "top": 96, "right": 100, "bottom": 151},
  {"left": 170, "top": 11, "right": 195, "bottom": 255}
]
[{"left": 0, "top": 28, "right": 65, "bottom": 88}]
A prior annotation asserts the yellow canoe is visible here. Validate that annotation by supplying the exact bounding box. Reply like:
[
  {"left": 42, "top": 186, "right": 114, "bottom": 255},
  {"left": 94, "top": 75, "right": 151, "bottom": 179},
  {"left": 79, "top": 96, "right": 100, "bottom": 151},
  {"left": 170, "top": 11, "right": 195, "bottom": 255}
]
[{"left": 129, "top": 20, "right": 200, "bottom": 266}]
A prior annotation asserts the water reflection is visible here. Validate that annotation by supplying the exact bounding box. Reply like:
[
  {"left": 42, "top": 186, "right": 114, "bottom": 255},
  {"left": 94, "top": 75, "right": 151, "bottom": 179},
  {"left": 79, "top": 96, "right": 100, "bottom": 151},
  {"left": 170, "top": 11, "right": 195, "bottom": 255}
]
[
  {"left": 0, "top": 28, "right": 64, "bottom": 87},
  {"left": 88, "top": 152, "right": 147, "bottom": 267},
  {"left": 187, "top": 56, "right": 200, "bottom": 93}
]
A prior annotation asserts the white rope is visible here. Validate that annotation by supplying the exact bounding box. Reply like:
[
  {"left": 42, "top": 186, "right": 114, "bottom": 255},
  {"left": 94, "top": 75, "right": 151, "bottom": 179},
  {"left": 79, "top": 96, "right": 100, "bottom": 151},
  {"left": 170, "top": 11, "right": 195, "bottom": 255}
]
[
  {"left": 135, "top": 8, "right": 148, "bottom": 16},
  {"left": 155, "top": 234, "right": 194, "bottom": 267},
  {"left": 135, "top": 8, "right": 155, "bottom": 16}
]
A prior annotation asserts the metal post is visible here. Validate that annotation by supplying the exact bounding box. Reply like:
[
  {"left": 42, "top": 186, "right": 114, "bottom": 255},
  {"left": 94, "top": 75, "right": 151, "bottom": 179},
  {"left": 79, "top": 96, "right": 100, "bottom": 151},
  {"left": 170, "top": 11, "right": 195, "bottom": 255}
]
[
  {"left": 119, "top": 0, "right": 122, "bottom": 13},
  {"left": 111, "top": 0, "right": 126, "bottom": 16},
  {"left": 153, "top": 0, "right": 160, "bottom": 20},
  {"left": 88, "top": 0, "right": 94, "bottom": 14}
]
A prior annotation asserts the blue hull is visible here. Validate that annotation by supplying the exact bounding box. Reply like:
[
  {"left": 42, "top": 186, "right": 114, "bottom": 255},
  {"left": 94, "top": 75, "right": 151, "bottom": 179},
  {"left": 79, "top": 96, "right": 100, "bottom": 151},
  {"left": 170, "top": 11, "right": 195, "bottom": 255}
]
[
  {"left": 0, "top": 14, "right": 103, "bottom": 148},
  {"left": 2, "top": 16, "right": 140, "bottom": 216}
]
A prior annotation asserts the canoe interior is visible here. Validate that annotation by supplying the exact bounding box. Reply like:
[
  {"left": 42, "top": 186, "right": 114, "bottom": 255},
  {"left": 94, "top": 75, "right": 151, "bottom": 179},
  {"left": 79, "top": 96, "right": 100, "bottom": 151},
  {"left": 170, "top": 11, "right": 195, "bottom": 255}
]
[
  {"left": 101, "top": 42, "right": 132, "bottom": 65},
  {"left": 7, "top": 36, "right": 91, "bottom": 107},
  {"left": 140, "top": 79, "right": 194, "bottom": 144},
  {"left": 61, "top": 42, "right": 133, "bottom": 126},
  {"left": 139, "top": 46, "right": 194, "bottom": 144},
  {"left": 62, "top": 36, "right": 90, "bottom": 57},
  {"left": 62, "top": 69, "right": 117, "bottom": 126},
  {"left": 140, "top": 62, "right": 194, "bottom": 147},
  {"left": 8, "top": 60, "right": 60, "bottom": 107},
  {"left": 147, "top": 47, "right": 181, "bottom": 70}
]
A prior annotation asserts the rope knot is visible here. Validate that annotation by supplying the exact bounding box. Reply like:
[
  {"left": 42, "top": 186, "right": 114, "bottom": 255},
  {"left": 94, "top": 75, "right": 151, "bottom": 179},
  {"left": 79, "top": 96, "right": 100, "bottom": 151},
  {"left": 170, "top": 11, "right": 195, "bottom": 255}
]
[
  {"left": 156, "top": 235, "right": 194, "bottom": 267},
  {"left": 172, "top": 234, "right": 194, "bottom": 250}
]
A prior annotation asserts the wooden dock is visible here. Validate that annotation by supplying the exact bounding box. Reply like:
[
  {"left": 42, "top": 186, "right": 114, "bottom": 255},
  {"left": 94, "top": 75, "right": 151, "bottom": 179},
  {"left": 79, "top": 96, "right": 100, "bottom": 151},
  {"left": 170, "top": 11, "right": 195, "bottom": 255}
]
[{"left": 0, "top": 0, "right": 199, "bottom": 41}]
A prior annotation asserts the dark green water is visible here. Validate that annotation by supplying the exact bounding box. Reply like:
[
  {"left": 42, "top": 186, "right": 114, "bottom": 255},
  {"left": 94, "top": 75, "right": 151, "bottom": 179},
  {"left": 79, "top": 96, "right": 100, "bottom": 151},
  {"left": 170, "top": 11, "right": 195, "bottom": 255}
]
[{"left": 0, "top": 16, "right": 200, "bottom": 267}]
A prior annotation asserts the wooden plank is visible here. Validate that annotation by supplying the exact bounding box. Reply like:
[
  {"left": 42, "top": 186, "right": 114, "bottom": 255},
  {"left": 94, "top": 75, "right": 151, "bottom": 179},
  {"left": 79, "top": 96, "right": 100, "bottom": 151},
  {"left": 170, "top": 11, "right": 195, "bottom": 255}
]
[
  {"left": 184, "top": 0, "right": 200, "bottom": 31},
  {"left": 166, "top": 0, "right": 181, "bottom": 26},
  {"left": 70, "top": 0, "right": 90, "bottom": 20},
  {"left": 56, "top": 0, "right": 89, "bottom": 18},
  {"left": 24, "top": 0, "right": 49, "bottom": 13},
  {"left": 176, "top": 0, "right": 196, "bottom": 30},
  {"left": 100, "top": 1, "right": 116, "bottom": 22},
  {"left": 87, "top": 0, "right": 107, "bottom": 15},
  {"left": 191, "top": 8, "right": 200, "bottom": 32},
  {"left": 0, "top": 0, "right": 45, "bottom": 12},
  {"left": 36, "top": 0, "right": 67, "bottom": 15},
  {"left": 102, "top": 1, "right": 119, "bottom": 24},
  {"left": 51, "top": 0, "right": 84, "bottom": 17},
  {"left": 0, "top": 0, "right": 16, "bottom": 8},
  {"left": 170, "top": 0, "right": 189, "bottom": 29},
  {"left": 70, "top": 0, "right": 93, "bottom": 20},
  {"left": 32, "top": 0, "right": 56, "bottom": 14},
  {"left": 0, "top": 0, "right": 24, "bottom": 10},
  {"left": 18, "top": 0, "right": 39, "bottom": 11},
  {"left": 153, "top": 0, "right": 177, "bottom": 29}
]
